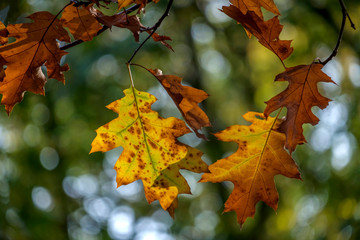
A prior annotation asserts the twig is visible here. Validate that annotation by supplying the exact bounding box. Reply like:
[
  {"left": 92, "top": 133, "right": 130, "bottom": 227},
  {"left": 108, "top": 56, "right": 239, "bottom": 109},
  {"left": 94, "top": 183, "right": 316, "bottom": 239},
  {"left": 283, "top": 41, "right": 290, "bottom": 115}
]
[
  {"left": 60, "top": 2, "right": 145, "bottom": 51},
  {"left": 127, "top": 0, "right": 174, "bottom": 63},
  {"left": 320, "top": 0, "right": 355, "bottom": 65}
]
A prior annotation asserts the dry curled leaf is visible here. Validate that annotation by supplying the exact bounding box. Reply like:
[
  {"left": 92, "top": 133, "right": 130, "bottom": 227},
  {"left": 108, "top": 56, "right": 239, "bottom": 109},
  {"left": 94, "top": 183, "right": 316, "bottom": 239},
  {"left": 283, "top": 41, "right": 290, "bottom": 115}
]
[
  {"left": 264, "top": 63, "right": 335, "bottom": 152},
  {"left": 61, "top": 3, "right": 102, "bottom": 42},
  {"left": 222, "top": 5, "right": 293, "bottom": 61},
  {"left": 150, "top": 33, "right": 173, "bottom": 51},
  {"left": 148, "top": 68, "right": 210, "bottom": 139},
  {"left": 90, "top": 8, "right": 142, "bottom": 41},
  {"left": 0, "top": 11, "right": 70, "bottom": 113},
  {"left": 201, "top": 112, "right": 301, "bottom": 226}
]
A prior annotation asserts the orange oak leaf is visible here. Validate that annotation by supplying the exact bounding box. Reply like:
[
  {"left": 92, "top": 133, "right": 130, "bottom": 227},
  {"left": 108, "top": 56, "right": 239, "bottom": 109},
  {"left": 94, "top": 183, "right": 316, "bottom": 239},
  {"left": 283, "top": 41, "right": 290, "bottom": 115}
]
[
  {"left": 90, "top": 8, "right": 143, "bottom": 41},
  {"left": 144, "top": 147, "right": 208, "bottom": 217},
  {"left": 222, "top": 5, "right": 293, "bottom": 61},
  {"left": 264, "top": 63, "right": 335, "bottom": 153},
  {"left": 0, "top": 12, "right": 70, "bottom": 113},
  {"left": 90, "top": 87, "right": 189, "bottom": 187},
  {"left": 147, "top": 68, "right": 210, "bottom": 139},
  {"left": 229, "top": 0, "right": 279, "bottom": 18},
  {"left": 0, "top": 21, "right": 8, "bottom": 45},
  {"left": 200, "top": 112, "right": 301, "bottom": 227},
  {"left": 61, "top": 3, "right": 102, "bottom": 42}
]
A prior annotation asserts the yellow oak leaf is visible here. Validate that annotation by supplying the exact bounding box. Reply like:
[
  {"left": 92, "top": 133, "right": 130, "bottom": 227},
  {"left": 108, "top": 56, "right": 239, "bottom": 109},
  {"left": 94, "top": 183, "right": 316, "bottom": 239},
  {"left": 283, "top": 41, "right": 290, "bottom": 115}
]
[
  {"left": 61, "top": 3, "right": 102, "bottom": 42},
  {"left": 91, "top": 87, "right": 208, "bottom": 215},
  {"left": 90, "top": 87, "right": 190, "bottom": 187},
  {"left": 201, "top": 112, "right": 301, "bottom": 227},
  {"left": 144, "top": 147, "right": 208, "bottom": 217}
]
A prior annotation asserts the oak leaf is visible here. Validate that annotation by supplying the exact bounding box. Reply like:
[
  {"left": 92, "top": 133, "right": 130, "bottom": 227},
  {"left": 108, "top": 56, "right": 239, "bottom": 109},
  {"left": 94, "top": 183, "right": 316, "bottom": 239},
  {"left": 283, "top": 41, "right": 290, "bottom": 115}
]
[
  {"left": 229, "top": 0, "right": 279, "bottom": 18},
  {"left": 145, "top": 147, "right": 208, "bottom": 217},
  {"left": 61, "top": 3, "right": 102, "bottom": 42},
  {"left": 200, "top": 112, "right": 301, "bottom": 226},
  {"left": 0, "top": 11, "right": 70, "bottom": 113},
  {"left": 90, "top": 87, "right": 190, "bottom": 187},
  {"left": 264, "top": 63, "right": 335, "bottom": 152},
  {"left": 91, "top": 87, "right": 207, "bottom": 214},
  {"left": 147, "top": 68, "right": 210, "bottom": 139},
  {"left": 222, "top": 5, "right": 293, "bottom": 61}
]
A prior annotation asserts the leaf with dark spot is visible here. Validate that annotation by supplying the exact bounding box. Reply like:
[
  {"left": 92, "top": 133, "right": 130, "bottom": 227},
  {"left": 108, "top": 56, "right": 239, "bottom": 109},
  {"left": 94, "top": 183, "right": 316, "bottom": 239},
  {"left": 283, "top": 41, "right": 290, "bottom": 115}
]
[
  {"left": 91, "top": 88, "right": 207, "bottom": 215},
  {"left": 145, "top": 147, "right": 208, "bottom": 217}
]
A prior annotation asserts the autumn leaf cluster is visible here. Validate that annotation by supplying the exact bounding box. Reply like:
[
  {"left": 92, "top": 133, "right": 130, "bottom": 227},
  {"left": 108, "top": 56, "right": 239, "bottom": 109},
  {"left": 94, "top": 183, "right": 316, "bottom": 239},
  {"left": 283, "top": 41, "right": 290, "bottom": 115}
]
[{"left": 0, "top": 0, "right": 351, "bottom": 227}]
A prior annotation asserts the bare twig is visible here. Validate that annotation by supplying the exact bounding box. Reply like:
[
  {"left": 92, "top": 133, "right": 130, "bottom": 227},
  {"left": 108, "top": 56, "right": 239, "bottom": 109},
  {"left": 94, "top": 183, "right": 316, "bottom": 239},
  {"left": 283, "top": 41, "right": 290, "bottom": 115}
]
[
  {"left": 320, "top": 0, "right": 356, "bottom": 65},
  {"left": 127, "top": 0, "right": 174, "bottom": 63}
]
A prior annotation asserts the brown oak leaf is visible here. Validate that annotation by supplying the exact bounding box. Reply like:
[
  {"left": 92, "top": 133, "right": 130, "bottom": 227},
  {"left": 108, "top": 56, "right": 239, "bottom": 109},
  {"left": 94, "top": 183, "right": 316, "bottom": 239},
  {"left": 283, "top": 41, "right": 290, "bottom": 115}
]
[
  {"left": 264, "top": 63, "right": 335, "bottom": 153},
  {"left": 61, "top": 3, "right": 102, "bottom": 42},
  {"left": 0, "top": 11, "right": 70, "bottom": 113},
  {"left": 147, "top": 68, "right": 211, "bottom": 139}
]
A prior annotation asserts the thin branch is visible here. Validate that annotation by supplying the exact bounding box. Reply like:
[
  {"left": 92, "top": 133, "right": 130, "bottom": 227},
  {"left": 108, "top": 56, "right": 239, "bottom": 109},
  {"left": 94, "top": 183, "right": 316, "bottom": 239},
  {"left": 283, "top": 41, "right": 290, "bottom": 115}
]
[
  {"left": 127, "top": 0, "right": 174, "bottom": 63},
  {"left": 320, "top": 0, "right": 355, "bottom": 65},
  {"left": 60, "top": 2, "right": 145, "bottom": 51}
]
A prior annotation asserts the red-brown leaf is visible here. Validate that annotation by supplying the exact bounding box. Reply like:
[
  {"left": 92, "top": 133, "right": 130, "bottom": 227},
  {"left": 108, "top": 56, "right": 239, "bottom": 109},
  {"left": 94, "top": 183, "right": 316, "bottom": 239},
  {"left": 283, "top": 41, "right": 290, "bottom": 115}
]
[
  {"left": 264, "top": 63, "right": 335, "bottom": 152},
  {"left": 148, "top": 68, "right": 211, "bottom": 139}
]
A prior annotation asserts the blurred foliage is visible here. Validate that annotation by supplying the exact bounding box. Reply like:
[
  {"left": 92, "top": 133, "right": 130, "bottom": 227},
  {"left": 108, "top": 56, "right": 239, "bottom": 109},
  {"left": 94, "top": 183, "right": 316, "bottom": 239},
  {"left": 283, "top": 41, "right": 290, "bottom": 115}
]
[{"left": 0, "top": 0, "right": 360, "bottom": 239}]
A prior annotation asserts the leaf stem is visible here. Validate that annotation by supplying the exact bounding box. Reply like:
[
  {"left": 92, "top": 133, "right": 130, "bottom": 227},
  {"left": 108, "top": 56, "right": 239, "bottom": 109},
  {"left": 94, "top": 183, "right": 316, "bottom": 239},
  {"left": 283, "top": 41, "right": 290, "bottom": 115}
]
[
  {"left": 320, "top": 0, "right": 356, "bottom": 65},
  {"left": 127, "top": 63, "right": 135, "bottom": 88},
  {"left": 127, "top": 0, "right": 174, "bottom": 63}
]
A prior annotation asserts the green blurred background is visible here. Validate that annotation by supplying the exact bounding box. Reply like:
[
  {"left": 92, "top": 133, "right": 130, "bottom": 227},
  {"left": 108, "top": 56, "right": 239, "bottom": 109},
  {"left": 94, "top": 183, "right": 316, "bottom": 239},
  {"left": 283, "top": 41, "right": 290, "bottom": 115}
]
[{"left": 0, "top": 0, "right": 359, "bottom": 239}]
